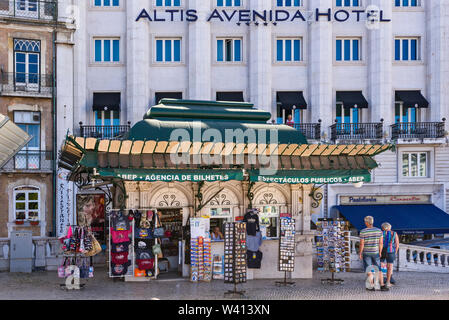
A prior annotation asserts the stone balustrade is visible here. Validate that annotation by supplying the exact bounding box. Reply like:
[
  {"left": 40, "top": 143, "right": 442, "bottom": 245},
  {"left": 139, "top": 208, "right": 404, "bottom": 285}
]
[
  {"left": 0, "top": 237, "right": 62, "bottom": 272},
  {"left": 350, "top": 236, "right": 449, "bottom": 273}
]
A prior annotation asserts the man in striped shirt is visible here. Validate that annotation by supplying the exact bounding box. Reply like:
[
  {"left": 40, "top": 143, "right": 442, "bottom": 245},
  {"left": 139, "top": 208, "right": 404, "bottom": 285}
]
[{"left": 359, "top": 216, "right": 389, "bottom": 291}]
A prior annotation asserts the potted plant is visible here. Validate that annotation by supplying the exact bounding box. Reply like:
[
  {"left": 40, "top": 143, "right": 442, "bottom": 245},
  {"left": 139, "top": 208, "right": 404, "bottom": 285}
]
[
  {"left": 15, "top": 219, "right": 25, "bottom": 225},
  {"left": 30, "top": 220, "right": 40, "bottom": 226},
  {"left": 15, "top": 213, "right": 26, "bottom": 225}
]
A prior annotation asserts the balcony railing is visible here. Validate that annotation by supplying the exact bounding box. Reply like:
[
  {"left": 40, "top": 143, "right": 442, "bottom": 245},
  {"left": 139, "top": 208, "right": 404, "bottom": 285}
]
[
  {"left": 0, "top": 72, "right": 53, "bottom": 95},
  {"left": 0, "top": 150, "right": 53, "bottom": 172},
  {"left": 331, "top": 123, "right": 383, "bottom": 141},
  {"left": 293, "top": 123, "right": 321, "bottom": 140},
  {"left": 391, "top": 122, "right": 446, "bottom": 140},
  {"left": 79, "top": 123, "right": 131, "bottom": 140},
  {"left": 0, "top": 0, "right": 57, "bottom": 21}
]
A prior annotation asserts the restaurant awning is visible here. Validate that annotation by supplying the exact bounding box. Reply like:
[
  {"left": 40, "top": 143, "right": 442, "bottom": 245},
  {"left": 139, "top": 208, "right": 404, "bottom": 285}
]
[
  {"left": 276, "top": 91, "right": 307, "bottom": 110},
  {"left": 0, "top": 113, "right": 31, "bottom": 169},
  {"left": 335, "top": 204, "right": 449, "bottom": 235},
  {"left": 336, "top": 91, "right": 369, "bottom": 109},
  {"left": 395, "top": 91, "right": 429, "bottom": 108},
  {"left": 93, "top": 92, "right": 121, "bottom": 111},
  {"left": 216, "top": 92, "right": 245, "bottom": 102}
]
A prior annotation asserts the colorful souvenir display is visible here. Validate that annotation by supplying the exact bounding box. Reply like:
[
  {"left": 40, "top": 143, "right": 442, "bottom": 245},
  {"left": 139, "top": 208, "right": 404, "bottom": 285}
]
[
  {"left": 316, "top": 218, "right": 351, "bottom": 273},
  {"left": 109, "top": 210, "right": 133, "bottom": 278},
  {"left": 224, "top": 222, "right": 247, "bottom": 284},
  {"left": 190, "top": 237, "right": 212, "bottom": 282},
  {"left": 279, "top": 218, "right": 296, "bottom": 272}
]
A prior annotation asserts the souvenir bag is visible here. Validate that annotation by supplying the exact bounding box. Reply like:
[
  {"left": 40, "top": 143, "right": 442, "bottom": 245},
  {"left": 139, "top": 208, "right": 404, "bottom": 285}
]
[
  {"left": 111, "top": 228, "right": 131, "bottom": 243},
  {"left": 136, "top": 258, "right": 154, "bottom": 270},
  {"left": 111, "top": 262, "right": 130, "bottom": 276},
  {"left": 152, "top": 243, "right": 163, "bottom": 259},
  {"left": 79, "top": 228, "right": 86, "bottom": 254},
  {"left": 135, "top": 249, "right": 154, "bottom": 260},
  {"left": 134, "top": 268, "right": 146, "bottom": 277},
  {"left": 139, "top": 211, "right": 152, "bottom": 229},
  {"left": 153, "top": 213, "right": 165, "bottom": 238},
  {"left": 85, "top": 234, "right": 102, "bottom": 257},
  {"left": 83, "top": 229, "right": 93, "bottom": 252},
  {"left": 111, "top": 252, "right": 129, "bottom": 264},
  {"left": 135, "top": 228, "right": 153, "bottom": 240},
  {"left": 111, "top": 241, "right": 131, "bottom": 253},
  {"left": 58, "top": 258, "right": 68, "bottom": 278},
  {"left": 79, "top": 259, "right": 90, "bottom": 279}
]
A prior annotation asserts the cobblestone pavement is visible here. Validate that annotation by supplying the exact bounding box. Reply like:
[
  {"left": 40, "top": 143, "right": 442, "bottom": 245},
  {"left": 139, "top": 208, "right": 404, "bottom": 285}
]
[{"left": 0, "top": 269, "right": 448, "bottom": 300}]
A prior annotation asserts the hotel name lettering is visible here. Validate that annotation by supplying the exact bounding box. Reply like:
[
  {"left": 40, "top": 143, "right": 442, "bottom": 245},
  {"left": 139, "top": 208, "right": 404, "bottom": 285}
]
[{"left": 136, "top": 8, "right": 391, "bottom": 24}]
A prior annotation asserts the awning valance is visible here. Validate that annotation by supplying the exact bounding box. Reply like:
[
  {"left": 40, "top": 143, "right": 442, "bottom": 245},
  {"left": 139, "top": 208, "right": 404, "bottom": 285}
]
[
  {"left": 336, "top": 91, "right": 368, "bottom": 109},
  {"left": 0, "top": 113, "right": 31, "bottom": 169},
  {"left": 216, "top": 92, "right": 245, "bottom": 102},
  {"left": 395, "top": 91, "right": 429, "bottom": 108},
  {"left": 335, "top": 204, "right": 449, "bottom": 235},
  {"left": 277, "top": 92, "right": 307, "bottom": 110},
  {"left": 93, "top": 93, "right": 121, "bottom": 111}
]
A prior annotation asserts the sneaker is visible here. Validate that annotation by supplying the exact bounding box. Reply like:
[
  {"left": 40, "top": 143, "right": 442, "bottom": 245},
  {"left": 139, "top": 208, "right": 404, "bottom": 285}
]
[
  {"left": 380, "top": 285, "right": 390, "bottom": 291},
  {"left": 366, "top": 287, "right": 375, "bottom": 291},
  {"left": 386, "top": 283, "right": 392, "bottom": 288}
]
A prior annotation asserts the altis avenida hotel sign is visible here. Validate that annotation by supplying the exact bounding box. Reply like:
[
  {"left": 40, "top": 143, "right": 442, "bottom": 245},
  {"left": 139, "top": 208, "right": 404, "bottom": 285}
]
[{"left": 136, "top": 6, "right": 390, "bottom": 26}]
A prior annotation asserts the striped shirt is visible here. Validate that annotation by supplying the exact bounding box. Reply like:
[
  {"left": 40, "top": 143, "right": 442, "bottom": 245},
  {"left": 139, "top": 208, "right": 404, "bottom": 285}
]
[
  {"left": 383, "top": 230, "right": 397, "bottom": 253},
  {"left": 360, "top": 227, "right": 382, "bottom": 255}
]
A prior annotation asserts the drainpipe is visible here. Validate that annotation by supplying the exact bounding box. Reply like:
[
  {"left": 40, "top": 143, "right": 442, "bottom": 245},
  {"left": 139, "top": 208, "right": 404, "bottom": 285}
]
[{"left": 51, "top": 3, "right": 58, "bottom": 237}]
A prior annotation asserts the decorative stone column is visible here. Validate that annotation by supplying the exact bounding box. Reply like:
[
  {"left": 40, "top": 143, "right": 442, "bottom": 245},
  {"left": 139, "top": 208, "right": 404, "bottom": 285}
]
[
  {"left": 138, "top": 182, "right": 152, "bottom": 208},
  {"left": 124, "top": 182, "right": 140, "bottom": 209}
]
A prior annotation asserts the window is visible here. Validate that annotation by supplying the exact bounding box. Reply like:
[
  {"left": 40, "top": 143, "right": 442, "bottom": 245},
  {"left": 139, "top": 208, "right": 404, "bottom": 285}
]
[
  {"left": 336, "top": 0, "right": 360, "bottom": 6},
  {"left": 336, "top": 104, "right": 360, "bottom": 124},
  {"left": 276, "top": 38, "right": 302, "bottom": 62},
  {"left": 395, "top": 0, "right": 418, "bottom": 7},
  {"left": 14, "top": 39, "right": 40, "bottom": 87},
  {"left": 94, "top": 38, "right": 120, "bottom": 62},
  {"left": 402, "top": 152, "right": 427, "bottom": 177},
  {"left": 395, "top": 103, "right": 418, "bottom": 124},
  {"left": 395, "top": 38, "right": 419, "bottom": 61},
  {"left": 336, "top": 38, "right": 360, "bottom": 61},
  {"left": 156, "top": 38, "right": 181, "bottom": 62},
  {"left": 217, "top": 0, "right": 241, "bottom": 6},
  {"left": 94, "top": 0, "right": 120, "bottom": 6},
  {"left": 14, "top": 187, "right": 40, "bottom": 221},
  {"left": 257, "top": 206, "right": 280, "bottom": 239},
  {"left": 217, "top": 38, "right": 242, "bottom": 62},
  {"left": 156, "top": 0, "right": 181, "bottom": 6},
  {"left": 16, "top": 0, "right": 38, "bottom": 17},
  {"left": 14, "top": 111, "right": 41, "bottom": 169},
  {"left": 277, "top": 0, "right": 302, "bottom": 6},
  {"left": 210, "top": 208, "right": 232, "bottom": 241}
]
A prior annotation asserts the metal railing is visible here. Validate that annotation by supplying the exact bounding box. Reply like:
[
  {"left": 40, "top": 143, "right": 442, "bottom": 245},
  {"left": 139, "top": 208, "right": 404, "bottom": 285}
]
[
  {"left": 79, "top": 123, "right": 131, "bottom": 140},
  {"left": 0, "top": 72, "right": 53, "bottom": 95},
  {"left": 331, "top": 122, "right": 383, "bottom": 141},
  {"left": 0, "top": 0, "right": 57, "bottom": 21},
  {"left": 391, "top": 122, "right": 446, "bottom": 140},
  {"left": 293, "top": 123, "right": 321, "bottom": 140},
  {"left": 0, "top": 150, "right": 53, "bottom": 172}
]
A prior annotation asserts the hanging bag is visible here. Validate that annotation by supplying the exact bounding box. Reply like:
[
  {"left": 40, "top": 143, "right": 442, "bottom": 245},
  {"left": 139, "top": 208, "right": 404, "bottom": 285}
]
[
  {"left": 152, "top": 242, "right": 163, "bottom": 259},
  {"left": 153, "top": 213, "right": 165, "bottom": 238},
  {"left": 58, "top": 258, "right": 68, "bottom": 278},
  {"left": 85, "top": 234, "right": 102, "bottom": 257},
  {"left": 79, "top": 259, "right": 90, "bottom": 279}
]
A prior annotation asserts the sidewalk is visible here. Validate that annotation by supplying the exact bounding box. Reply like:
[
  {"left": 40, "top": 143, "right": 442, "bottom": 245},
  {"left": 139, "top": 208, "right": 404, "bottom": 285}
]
[{"left": 0, "top": 269, "right": 448, "bottom": 300}]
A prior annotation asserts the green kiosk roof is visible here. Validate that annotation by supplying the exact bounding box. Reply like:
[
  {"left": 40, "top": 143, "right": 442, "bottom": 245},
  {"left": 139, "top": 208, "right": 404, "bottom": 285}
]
[{"left": 127, "top": 99, "right": 308, "bottom": 145}]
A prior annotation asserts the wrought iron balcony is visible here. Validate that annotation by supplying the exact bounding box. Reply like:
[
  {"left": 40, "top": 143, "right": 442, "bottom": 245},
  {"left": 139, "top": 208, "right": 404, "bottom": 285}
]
[
  {"left": 0, "top": 72, "right": 53, "bottom": 96},
  {"left": 79, "top": 123, "right": 131, "bottom": 140},
  {"left": 0, "top": 150, "right": 53, "bottom": 172},
  {"left": 391, "top": 121, "right": 446, "bottom": 140},
  {"left": 0, "top": 0, "right": 57, "bottom": 21},
  {"left": 331, "top": 123, "right": 383, "bottom": 141},
  {"left": 293, "top": 123, "right": 321, "bottom": 141}
]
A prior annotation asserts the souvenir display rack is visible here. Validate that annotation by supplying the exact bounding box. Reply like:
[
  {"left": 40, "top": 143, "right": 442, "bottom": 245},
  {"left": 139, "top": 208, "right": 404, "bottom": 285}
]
[
  {"left": 276, "top": 218, "right": 296, "bottom": 287},
  {"left": 190, "top": 237, "right": 212, "bottom": 282},
  {"left": 316, "top": 218, "right": 350, "bottom": 285},
  {"left": 224, "top": 222, "right": 247, "bottom": 297},
  {"left": 108, "top": 209, "right": 160, "bottom": 281}
]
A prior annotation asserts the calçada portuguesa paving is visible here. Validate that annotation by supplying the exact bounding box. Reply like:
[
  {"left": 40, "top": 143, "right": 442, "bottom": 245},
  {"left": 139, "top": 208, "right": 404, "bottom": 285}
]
[{"left": 0, "top": 269, "right": 448, "bottom": 300}]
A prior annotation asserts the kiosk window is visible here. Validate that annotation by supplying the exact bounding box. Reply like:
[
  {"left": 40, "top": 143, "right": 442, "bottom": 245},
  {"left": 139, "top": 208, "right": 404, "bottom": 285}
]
[
  {"left": 258, "top": 206, "right": 280, "bottom": 239},
  {"left": 210, "top": 208, "right": 232, "bottom": 241}
]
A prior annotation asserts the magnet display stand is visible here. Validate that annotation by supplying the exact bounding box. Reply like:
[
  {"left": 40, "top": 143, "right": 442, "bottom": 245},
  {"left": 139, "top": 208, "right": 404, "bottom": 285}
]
[
  {"left": 276, "top": 217, "right": 296, "bottom": 287},
  {"left": 223, "top": 222, "right": 247, "bottom": 298},
  {"left": 316, "top": 218, "right": 350, "bottom": 285}
]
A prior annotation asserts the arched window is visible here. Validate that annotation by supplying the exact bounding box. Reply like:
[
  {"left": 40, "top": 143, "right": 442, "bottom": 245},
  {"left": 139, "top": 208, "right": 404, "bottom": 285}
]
[{"left": 14, "top": 186, "right": 40, "bottom": 221}]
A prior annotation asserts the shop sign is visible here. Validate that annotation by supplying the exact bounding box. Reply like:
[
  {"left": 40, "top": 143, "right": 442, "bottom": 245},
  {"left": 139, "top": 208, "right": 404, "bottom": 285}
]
[
  {"left": 190, "top": 218, "right": 209, "bottom": 239},
  {"left": 340, "top": 195, "right": 431, "bottom": 205},
  {"left": 57, "top": 171, "right": 74, "bottom": 237},
  {"left": 99, "top": 169, "right": 244, "bottom": 183},
  {"left": 250, "top": 170, "right": 370, "bottom": 185},
  {"left": 136, "top": 7, "right": 391, "bottom": 24}
]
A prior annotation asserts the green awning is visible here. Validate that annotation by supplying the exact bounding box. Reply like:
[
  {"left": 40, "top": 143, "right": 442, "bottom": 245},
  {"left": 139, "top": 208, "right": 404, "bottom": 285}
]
[
  {"left": 98, "top": 169, "right": 244, "bottom": 182},
  {"left": 249, "top": 169, "right": 371, "bottom": 185}
]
